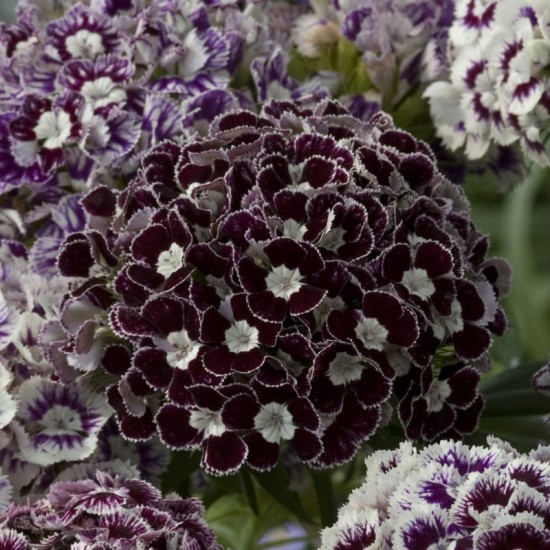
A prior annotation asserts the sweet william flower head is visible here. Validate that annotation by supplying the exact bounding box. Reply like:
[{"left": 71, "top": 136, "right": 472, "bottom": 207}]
[
  {"left": 320, "top": 438, "right": 550, "bottom": 550},
  {"left": 56, "top": 99, "right": 510, "bottom": 474},
  {"left": 425, "top": 0, "right": 550, "bottom": 167},
  {"left": 0, "top": 469, "right": 222, "bottom": 549},
  {"left": 0, "top": 0, "right": 252, "bottom": 194}
]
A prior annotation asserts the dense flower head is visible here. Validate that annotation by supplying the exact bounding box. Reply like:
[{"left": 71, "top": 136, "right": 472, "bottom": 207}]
[
  {"left": 320, "top": 437, "right": 550, "bottom": 549},
  {"left": 0, "top": 469, "right": 222, "bottom": 549},
  {"left": 0, "top": 0, "right": 262, "bottom": 195},
  {"left": 425, "top": 0, "right": 550, "bottom": 166},
  {"left": 53, "top": 98, "right": 510, "bottom": 475}
]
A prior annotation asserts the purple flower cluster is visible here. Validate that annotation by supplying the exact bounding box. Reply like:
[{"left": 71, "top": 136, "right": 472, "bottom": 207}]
[
  {"left": 425, "top": 0, "right": 550, "bottom": 166},
  {"left": 53, "top": 99, "right": 509, "bottom": 475},
  {"left": 0, "top": 0, "right": 254, "bottom": 194},
  {"left": 0, "top": 470, "right": 221, "bottom": 549},
  {"left": 320, "top": 438, "right": 550, "bottom": 549},
  {"left": 0, "top": 205, "right": 172, "bottom": 499}
]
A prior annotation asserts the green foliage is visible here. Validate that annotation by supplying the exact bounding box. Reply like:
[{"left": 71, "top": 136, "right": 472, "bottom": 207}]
[
  {"left": 288, "top": 38, "right": 372, "bottom": 97},
  {"left": 466, "top": 167, "right": 550, "bottom": 361},
  {"left": 391, "top": 91, "right": 435, "bottom": 143},
  {"left": 251, "top": 463, "right": 314, "bottom": 525},
  {"left": 161, "top": 450, "right": 200, "bottom": 496},
  {"left": 473, "top": 361, "right": 550, "bottom": 451}
]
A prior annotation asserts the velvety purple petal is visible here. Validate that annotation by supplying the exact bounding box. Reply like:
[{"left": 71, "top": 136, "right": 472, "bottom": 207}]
[
  {"left": 247, "top": 292, "right": 287, "bottom": 324},
  {"left": 203, "top": 346, "right": 234, "bottom": 376},
  {"left": 156, "top": 404, "right": 201, "bottom": 449},
  {"left": 244, "top": 432, "right": 279, "bottom": 471},
  {"left": 289, "top": 285, "right": 326, "bottom": 316},
  {"left": 202, "top": 432, "right": 247, "bottom": 475},
  {"left": 415, "top": 240, "right": 454, "bottom": 278},
  {"left": 383, "top": 244, "right": 412, "bottom": 282},
  {"left": 291, "top": 428, "right": 322, "bottom": 462},
  {"left": 134, "top": 348, "right": 173, "bottom": 390},
  {"left": 222, "top": 394, "right": 259, "bottom": 430},
  {"left": 454, "top": 325, "right": 491, "bottom": 360}
]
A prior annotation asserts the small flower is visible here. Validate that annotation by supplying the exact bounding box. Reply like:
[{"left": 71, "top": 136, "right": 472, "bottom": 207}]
[{"left": 15, "top": 376, "right": 112, "bottom": 466}]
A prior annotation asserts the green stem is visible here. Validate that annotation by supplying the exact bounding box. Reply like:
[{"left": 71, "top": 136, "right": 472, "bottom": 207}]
[
  {"left": 310, "top": 469, "right": 337, "bottom": 528},
  {"left": 240, "top": 468, "right": 259, "bottom": 516},
  {"left": 503, "top": 166, "right": 550, "bottom": 358}
]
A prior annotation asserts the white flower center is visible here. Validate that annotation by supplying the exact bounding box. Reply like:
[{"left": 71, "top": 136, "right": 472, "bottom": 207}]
[
  {"left": 401, "top": 268, "right": 435, "bottom": 300},
  {"left": 318, "top": 226, "right": 346, "bottom": 252},
  {"left": 283, "top": 219, "right": 307, "bottom": 241},
  {"left": 165, "top": 330, "right": 200, "bottom": 370},
  {"left": 266, "top": 265, "right": 303, "bottom": 300},
  {"left": 65, "top": 29, "right": 105, "bottom": 58},
  {"left": 34, "top": 111, "right": 72, "bottom": 149},
  {"left": 225, "top": 320, "right": 259, "bottom": 353},
  {"left": 41, "top": 405, "right": 82, "bottom": 431},
  {"left": 327, "top": 352, "right": 364, "bottom": 386},
  {"left": 254, "top": 402, "right": 295, "bottom": 443},
  {"left": 433, "top": 299, "right": 464, "bottom": 339},
  {"left": 81, "top": 77, "right": 127, "bottom": 109},
  {"left": 189, "top": 409, "right": 225, "bottom": 438},
  {"left": 156, "top": 243, "right": 185, "bottom": 278},
  {"left": 424, "top": 380, "right": 452, "bottom": 412},
  {"left": 354, "top": 317, "right": 389, "bottom": 351}
]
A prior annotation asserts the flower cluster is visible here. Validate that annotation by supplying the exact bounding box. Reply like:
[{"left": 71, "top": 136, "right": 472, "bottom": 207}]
[
  {"left": 289, "top": 0, "right": 454, "bottom": 109},
  {"left": 425, "top": 0, "right": 550, "bottom": 166},
  {"left": 0, "top": 200, "right": 172, "bottom": 498},
  {"left": 320, "top": 438, "right": 550, "bottom": 549},
  {"left": 53, "top": 99, "right": 509, "bottom": 475},
  {"left": 0, "top": 469, "right": 221, "bottom": 549},
  {"left": 0, "top": 221, "right": 114, "bottom": 496},
  {"left": 0, "top": 0, "right": 256, "bottom": 193}
]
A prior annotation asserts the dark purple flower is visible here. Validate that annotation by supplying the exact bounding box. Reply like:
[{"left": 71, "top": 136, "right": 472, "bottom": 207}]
[
  {"left": 236, "top": 237, "right": 327, "bottom": 323},
  {"left": 55, "top": 99, "right": 510, "bottom": 473}
]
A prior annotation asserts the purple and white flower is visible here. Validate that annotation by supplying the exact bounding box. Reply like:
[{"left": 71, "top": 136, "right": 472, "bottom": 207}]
[
  {"left": 14, "top": 376, "right": 112, "bottom": 465},
  {"left": 320, "top": 437, "right": 550, "bottom": 549},
  {"left": 0, "top": 469, "right": 221, "bottom": 549},
  {"left": 425, "top": 0, "right": 550, "bottom": 166}
]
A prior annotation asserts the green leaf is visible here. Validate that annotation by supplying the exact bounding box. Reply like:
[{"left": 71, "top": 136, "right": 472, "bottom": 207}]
[
  {"left": 287, "top": 37, "right": 373, "bottom": 98},
  {"left": 206, "top": 494, "right": 257, "bottom": 550},
  {"left": 161, "top": 450, "right": 200, "bottom": 495},
  {"left": 480, "top": 362, "right": 545, "bottom": 394},
  {"left": 241, "top": 467, "right": 259, "bottom": 516},
  {"left": 483, "top": 390, "right": 550, "bottom": 417},
  {"left": 467, "top": 415, "right": 550, "bottom": 452},
  {"left": 251, "top": 464, "right": 314, "bottom": 525},
  {"left": 478, "top": 363, "right": 550, "bottom": 430}
]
